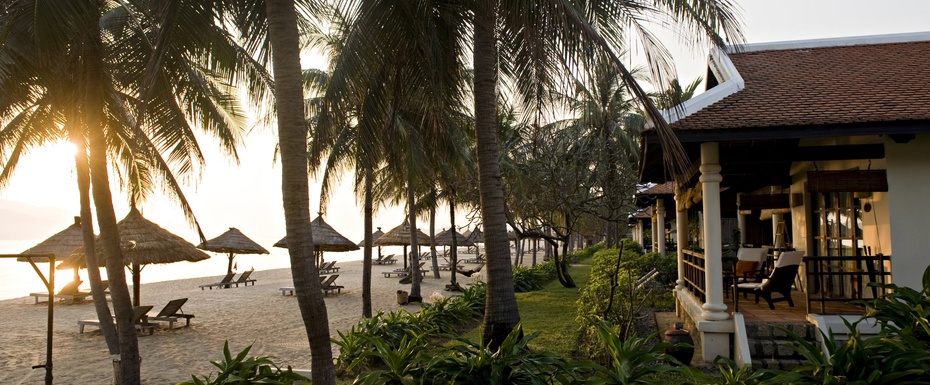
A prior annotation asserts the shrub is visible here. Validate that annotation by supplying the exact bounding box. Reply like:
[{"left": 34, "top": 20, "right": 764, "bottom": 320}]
[
  {"left": 334, "top": 284, "right": 487, "bottom": 375},
  {"left": 181, "top": 342, "right": 308, "bottom": 385}
]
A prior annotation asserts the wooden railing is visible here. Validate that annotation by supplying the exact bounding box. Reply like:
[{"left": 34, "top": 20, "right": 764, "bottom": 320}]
[
  {"left": 682, "top": 249, "right": 706, "bottom": 302},
  {"left": 804, "top": 255, "right": 892, "bottom": 314}
]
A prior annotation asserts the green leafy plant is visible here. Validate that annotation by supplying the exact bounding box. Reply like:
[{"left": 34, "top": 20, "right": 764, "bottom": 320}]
[
  {"left": 584, "top": 318, "right": 683, "bottom": 385},
  {"left": 424, "top": 326, "right": 575, "bottom": 385},
  {"left": 180, "top": 341, "right": 308, "bottom": 385},
  {"left": 351, "top": 332, "right": 432, "bottom": 385}
]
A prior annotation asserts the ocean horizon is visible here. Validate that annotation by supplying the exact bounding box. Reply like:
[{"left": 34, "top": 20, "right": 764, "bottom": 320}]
[{"left": 0, "top": 239, "right": 381, "bottom": 301}]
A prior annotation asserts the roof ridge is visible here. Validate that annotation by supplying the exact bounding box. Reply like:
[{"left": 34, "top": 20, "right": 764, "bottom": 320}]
[{"left": 727, "top": 31, "right": 930, "bottom": 54}]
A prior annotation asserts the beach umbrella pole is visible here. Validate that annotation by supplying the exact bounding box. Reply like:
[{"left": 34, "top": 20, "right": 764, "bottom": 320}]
[
  {"left": 227, "top": 253, "right": 235, "bottom": 275},
  {"left": 132, "top": 262, "right": 141, "bottom": 307}
]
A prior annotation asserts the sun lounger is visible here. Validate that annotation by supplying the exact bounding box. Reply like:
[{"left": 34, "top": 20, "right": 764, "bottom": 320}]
[
  {"left": 382, "top": 262, "right": 426, "bottom": 278},
  {"left": 439, "top": 258, "right": 464, "bottom": 271},
  {"left": 319, "top": 261, "right": 340, "bottom": 274},
  {"left": 321, "top": 274, "right": 344, "bottom": 295},
  {"left": 78, "top": 305, "right": 157, "bottom": 335},
  {"left": 198, "top": 272, "right": 236, "bottom": 290},
  {"left": 148, "top": 298, "right": 194, "bottom": 329},
  {"left": 230, "top": 270, "right": 256, "bottom": 287},
  {"left": 372, "top": 254, "right": 397, "bottom": 265},
  {"left": 280, "top": 276, "right": 327, "bottom": 296},
  {"left": 30, "top": 280, "right": 91, "bottom": 304},
  {"left": 461, "top": 253, "right": 485, "bottom": 264}
]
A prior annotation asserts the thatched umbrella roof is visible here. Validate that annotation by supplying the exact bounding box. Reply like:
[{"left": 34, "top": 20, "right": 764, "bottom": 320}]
[
  {"left": 357, "top": 227, "right": 385, "bottom": 247},
  {"left": 57, "top": 207, "right": 210, "bottom": 306},
  {"left": 198, "top": 227, "right": 269, "bottom": 275},
  {"left": 463, "top": 227, "right": 484, "bottom": 243},
  {"left": 374, "top": 222, "right": 430, "bottom": 246},
  {"left": 273, "top": 216, "right": 360, "bottom": 252},
  {"left": 199, "top": 227, "right": 269, "bottom": 254},
  {"left": 59, "top": 207, "right": 210, "bottom": 269},
  {"left": 434, "top": 229, "right": 474, "bottom": 247},
  {"left": 17, "top": 216, "right": 87, "bottom": 263}
]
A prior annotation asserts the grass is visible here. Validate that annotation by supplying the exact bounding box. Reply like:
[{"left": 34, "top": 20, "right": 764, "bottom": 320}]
[{"left": 458, "top": 259, "right": 592, "bottom": 359}]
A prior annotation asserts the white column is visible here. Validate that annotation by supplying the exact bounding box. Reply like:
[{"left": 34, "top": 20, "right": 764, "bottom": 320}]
[
  {"left": 651, "top": 208, "right": 658, "bottom": 252},
  {"left": 700, "top": 142, "right": 728, "bottom": 321},
  {"left": 656, "top": 199, "right": 667, "bottom": 255},
  {"left": 737, "top": 211, "right": 747, "bottom": 245},
  {"left": 772, "top": 212, "right": 784, "bottom": 248},
  {"left": 675, "top": 186, "right": 688, "bottom": 291}
]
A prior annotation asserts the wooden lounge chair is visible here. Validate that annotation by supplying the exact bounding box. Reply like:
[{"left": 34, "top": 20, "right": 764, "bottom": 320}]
[
  {"left": 30, "top": 280, "right": 91, "bottom": 304},
  {"left": 231, "top": 270, "right": 256, "bottom": 287},
  {"left": 461, "top": 253, "right": 485, "bottom": 264},
  {"left": 321, "top": 274, "right": 344, "bottom": 295},
  {"left": 735, "top": 251, "right": 803, "bottom": 310},
  {"left": 382, "top": 262, "right": 426, "bottom": 278},
  {"left": 373, "top": 254, "right": 397, "bottom": 265},
  {"left": 148, "top": 298, "right": 194, "bottom": 329},
  {"left": 78, "top": 305, "right": 157, "bottom": 335},
  {"left": 319, "top": 261, "right": 340, "bottom": 274},
  {"left": 198, "top": 272, "right": 236, "bottom": 290},
  {"left": 280, "top": 276, "right": 327, "bottom": 296},
  {"left": 439, "top": 257, "right": 464, "bottom": 271}
]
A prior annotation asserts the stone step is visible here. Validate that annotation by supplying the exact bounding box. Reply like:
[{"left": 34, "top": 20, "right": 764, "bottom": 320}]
[
  {"left": 748, "top": 339, "right": 807, "bottom": 360},
  {"left": 752, "top": 358, "right": 804, "bottom": 371}
]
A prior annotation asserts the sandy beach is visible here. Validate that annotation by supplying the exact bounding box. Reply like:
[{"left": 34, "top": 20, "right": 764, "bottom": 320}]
[{"left": 0, "top": 255, "right": 487, "bottom": 384}]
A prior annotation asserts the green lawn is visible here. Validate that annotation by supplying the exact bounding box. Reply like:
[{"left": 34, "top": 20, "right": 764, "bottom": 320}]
[{"left": 458, "top": 261, "right": 592, "bottom": 359}]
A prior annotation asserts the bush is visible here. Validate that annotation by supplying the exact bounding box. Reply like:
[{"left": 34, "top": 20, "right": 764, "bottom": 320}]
[
  {"left": 334, "top": 283, "right": 487, "bottom": 375},
  {"left": 181, "top": 342, "right": 308, "bottom": 385}
]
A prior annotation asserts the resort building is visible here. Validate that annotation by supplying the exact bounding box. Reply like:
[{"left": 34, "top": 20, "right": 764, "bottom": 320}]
[{"left": 637, "top": 32, "right": 930, "bottom": 368}]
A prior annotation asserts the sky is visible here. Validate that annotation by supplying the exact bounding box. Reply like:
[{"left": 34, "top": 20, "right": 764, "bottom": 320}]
[{"left": 1, "top": 0, "right": 929, "bottom": 253}]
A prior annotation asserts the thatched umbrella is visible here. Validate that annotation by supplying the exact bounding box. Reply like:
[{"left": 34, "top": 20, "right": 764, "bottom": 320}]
[
  {"left": 274, "top": 216, "right": 359, "bottom": 266},
  {"left": 374, "top": 221, "right": 429, "bottom": 269},
  {"left": 463, "top": 227, "right": 484, "bottom": 254},
  {"left": 463, "top": 227, "right": 485, "bottom": 243},
  {"left": 357, "top": 227, "right": 385, "bottom": 259},
  {"left": 17, "top": 216, "right": 87, "bottom": 282},
  {"left": 198, "top": 227, "right": 269, "bottom": 275},
  {"left": 59, "top": 207, "right": 210, "bottom": 306},
  {"left": 435, "top": 228, "right": 474, "bottom": 247}
]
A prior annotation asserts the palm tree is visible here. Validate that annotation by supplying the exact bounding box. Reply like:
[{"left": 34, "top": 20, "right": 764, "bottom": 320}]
[
  {"left": 1, "top": 1, "right": 262, "bottom": 382},
  {"left": 261, "top": 1, "right": 337, "bottom": 384},
  {"left": 472, "top": 0, "right": 742, "bottom": 348}
]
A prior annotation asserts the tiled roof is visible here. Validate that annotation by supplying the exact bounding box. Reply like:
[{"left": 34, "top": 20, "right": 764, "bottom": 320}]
[
  {"left": 640, "top": 182, "right": 676, "bottom": 195},
  {"left": 670, "top": 40, "right": 930, "bottom": 130}
]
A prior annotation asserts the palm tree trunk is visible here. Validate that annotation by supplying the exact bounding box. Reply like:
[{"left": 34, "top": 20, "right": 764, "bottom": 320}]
[
  {"left": 81, "top": 11, "right": 141, "bottom": 382},
  {"left": 362, "top": 164, "right": 373, "bottom": 318},
  {"left": 449, "top": 196, "right": 459, "bottom": 288},
  {"left": 69, "top": 122, "right": 120, "bottom": 381},
  {"left": 429, "top": 201, "right": 440, "bottom": 279},
  {"left": 406, "top": 181, "right": 422, "bottom": 302},
  {"left": 264, "top": 1, "right": 335, "bottom": 384},
  {"left": 474, "top": 0, "right": 520, "bottom": 350}
]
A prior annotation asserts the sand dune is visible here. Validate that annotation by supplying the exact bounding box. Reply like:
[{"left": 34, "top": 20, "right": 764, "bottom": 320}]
[{"left": 0, "top": 255, "right": 487, "bottom": 384}]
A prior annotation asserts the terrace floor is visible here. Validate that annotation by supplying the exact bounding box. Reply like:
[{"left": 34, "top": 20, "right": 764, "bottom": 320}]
[{"left": 723, "top": 289, "right": 865, "bottom": 323}]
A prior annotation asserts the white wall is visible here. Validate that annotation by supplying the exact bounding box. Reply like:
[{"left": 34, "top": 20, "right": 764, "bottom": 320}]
[{"left": 885, "top": 134, "right": 930, "bottom": 289}]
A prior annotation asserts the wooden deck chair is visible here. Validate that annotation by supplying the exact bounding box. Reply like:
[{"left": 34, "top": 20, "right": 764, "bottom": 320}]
[
  {"left": 736, "top": 251, "right": 803, "bottom": 310},
  {"left": 319, "top": 261, "right": 340, "bottom": 274},
  {"left": 78, "top": 305, "right": 156, "bottom": 335},
  {"left": 233, "top": 270, "right": 256, "bottom": 287},
  {"left": 321, "top": 274, "right": 344, "bottom": 294},
  {"left": 149, "top": 298, "right": 194, "bottom": 329},
  {"left": 29, "top": 280, "right": 92, "bottom": 304},
  {"left": 198, "top": 272, "right": 236, "bottom": 290}
]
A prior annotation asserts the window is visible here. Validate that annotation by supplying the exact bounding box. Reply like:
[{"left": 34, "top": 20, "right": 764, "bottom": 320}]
[{"left": 811, "top": 192, "right": 864, "bottom": 257}]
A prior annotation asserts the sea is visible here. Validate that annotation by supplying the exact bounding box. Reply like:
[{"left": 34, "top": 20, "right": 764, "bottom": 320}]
[{"left": 0, "top": 239, "right": 370, "bottom": 301}]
